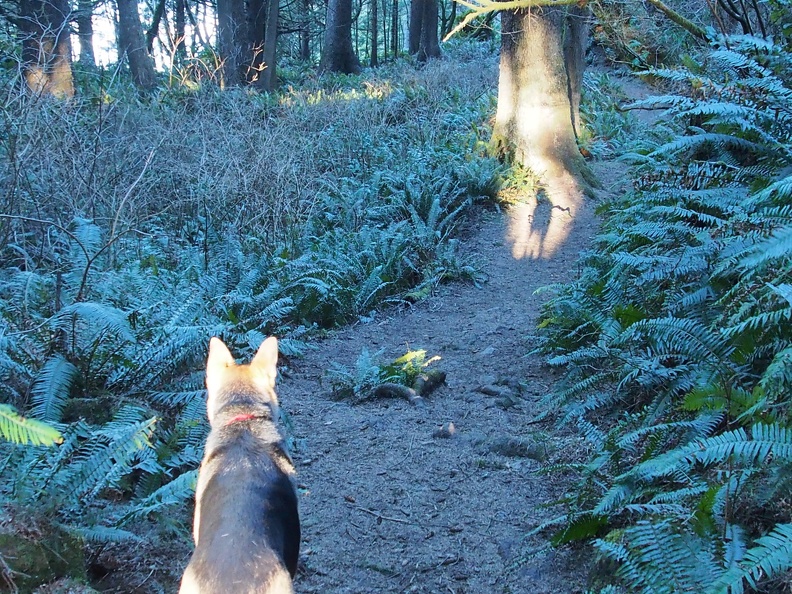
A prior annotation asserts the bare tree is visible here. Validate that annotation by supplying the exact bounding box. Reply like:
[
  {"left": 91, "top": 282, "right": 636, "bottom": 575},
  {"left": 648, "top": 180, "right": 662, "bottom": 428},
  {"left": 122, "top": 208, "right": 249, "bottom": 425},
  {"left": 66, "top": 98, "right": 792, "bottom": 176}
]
[{"left": 319, "top": 0, "right": 361, "bottom": 73}]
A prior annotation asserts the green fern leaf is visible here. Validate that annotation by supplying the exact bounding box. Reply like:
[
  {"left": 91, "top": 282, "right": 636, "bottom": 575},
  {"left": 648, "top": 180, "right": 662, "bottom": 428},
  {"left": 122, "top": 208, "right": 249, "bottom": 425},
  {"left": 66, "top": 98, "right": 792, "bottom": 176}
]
[
  {"left": 0, "top": 404, "right": 63, "bottom": 446},
  {"left": 31, "top": 354, "right": 78, "bottom": 422}
]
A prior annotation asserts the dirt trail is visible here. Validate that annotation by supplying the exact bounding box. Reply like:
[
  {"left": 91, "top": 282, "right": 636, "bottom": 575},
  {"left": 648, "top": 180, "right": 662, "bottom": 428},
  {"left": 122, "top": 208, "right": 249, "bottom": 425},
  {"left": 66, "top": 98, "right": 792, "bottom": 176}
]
[{"left": 279, "top": 137, "right": 629, "bottom": 592}]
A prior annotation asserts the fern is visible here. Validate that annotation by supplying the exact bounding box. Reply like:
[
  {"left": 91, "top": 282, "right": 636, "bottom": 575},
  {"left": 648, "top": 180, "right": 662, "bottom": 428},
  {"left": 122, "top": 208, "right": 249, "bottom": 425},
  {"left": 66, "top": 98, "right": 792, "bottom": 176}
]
[
  {"left": 30, "top": 354, "right": 78, "bottom": 422},
  {"left": 0, "top": 404, "right": 63, "bottom": 446}
]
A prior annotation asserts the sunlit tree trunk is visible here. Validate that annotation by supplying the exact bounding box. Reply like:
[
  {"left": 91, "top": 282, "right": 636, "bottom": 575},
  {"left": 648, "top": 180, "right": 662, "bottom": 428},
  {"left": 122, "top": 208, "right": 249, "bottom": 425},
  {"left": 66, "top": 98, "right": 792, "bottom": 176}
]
[
  {"left": 18, "top": 0, "right": 75, "bottom": 97},
  {"left": 493, "top": 7, "right": 595, "bottom": 261},
  {"left": 75, "top": 0, "right": 96, "bottom": 68},
  {"left": 117, "top": 0, "right": 157, "bottom": 89},
  {"left": 319, "top": 0, "right": 361, "bottom": 73},
  {"left": 491, "top": 7, "right": 589, "bottom": 181}
]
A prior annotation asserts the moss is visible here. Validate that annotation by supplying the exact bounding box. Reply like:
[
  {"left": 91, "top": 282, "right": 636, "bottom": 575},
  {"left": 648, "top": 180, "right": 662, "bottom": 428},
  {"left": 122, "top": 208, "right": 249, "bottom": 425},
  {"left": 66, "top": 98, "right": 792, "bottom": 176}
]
[{"left": 0, "top": 524, "right": 86, "bottom": 593}]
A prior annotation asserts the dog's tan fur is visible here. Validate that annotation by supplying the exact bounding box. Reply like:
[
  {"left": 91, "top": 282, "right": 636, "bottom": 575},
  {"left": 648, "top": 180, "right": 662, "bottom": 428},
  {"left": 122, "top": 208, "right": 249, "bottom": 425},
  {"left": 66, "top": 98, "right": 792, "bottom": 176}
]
[{"left": 179, "top": 337, "right": 300, "bottom": 594}]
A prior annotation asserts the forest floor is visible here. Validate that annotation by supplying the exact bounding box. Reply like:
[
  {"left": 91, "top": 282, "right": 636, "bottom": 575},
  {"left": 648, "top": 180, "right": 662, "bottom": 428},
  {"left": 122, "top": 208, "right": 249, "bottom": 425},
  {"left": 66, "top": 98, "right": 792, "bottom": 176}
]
[
  {"left": 84, "top": 68, "right": 655, "bottom": 594},
  {"left": 267, "top": 72, "right": 654, "bottom": 594}
]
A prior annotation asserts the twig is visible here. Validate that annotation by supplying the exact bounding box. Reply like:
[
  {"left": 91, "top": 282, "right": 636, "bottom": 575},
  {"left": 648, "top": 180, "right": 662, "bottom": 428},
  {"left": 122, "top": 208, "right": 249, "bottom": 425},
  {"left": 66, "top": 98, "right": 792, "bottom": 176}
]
[{"left": 354, "top": 506, "right": 413, "bottom": 525}]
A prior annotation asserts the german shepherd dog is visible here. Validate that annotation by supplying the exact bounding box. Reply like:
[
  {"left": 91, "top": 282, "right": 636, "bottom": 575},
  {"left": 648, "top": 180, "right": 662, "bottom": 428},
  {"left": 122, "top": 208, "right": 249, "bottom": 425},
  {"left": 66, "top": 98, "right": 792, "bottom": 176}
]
[{"left": 179, "top": 337, "right": 300, "bottom": 594}]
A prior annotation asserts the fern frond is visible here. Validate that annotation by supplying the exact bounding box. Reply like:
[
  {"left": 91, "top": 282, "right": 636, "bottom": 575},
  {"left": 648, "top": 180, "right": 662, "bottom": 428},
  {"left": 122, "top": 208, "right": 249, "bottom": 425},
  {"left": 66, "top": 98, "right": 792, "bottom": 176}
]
[
  {"left": 708, "top": 523, "right": 792, "bottom": 594},
  {"left": 0, "top": 404, "right": 63, "bottom": 446},
  {"left": 30, "top": 354, "right": 77, "bottom": 422}
]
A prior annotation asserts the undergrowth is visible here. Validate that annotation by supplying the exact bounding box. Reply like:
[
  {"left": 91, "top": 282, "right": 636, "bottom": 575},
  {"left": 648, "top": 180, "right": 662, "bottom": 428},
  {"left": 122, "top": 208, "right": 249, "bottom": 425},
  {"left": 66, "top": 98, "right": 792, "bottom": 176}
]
[
  {"left": 0, "top": 41, "right": 500, "bottom": 589},
  {"left": 538, "top": 36, "right": 792, "bottom": 593}
]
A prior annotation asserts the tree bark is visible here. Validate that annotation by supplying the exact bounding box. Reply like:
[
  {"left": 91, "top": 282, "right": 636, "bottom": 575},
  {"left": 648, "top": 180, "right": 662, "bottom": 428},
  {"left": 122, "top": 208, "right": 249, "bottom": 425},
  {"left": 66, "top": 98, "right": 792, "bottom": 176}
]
[
  {"left": 491, "top": 8, "right": 589, "bottom": 182},
  {"left": 174, "top": 0, "right": 186, "bottom": 58},
  {"left": 416, "top": 0, "right": 440, "bottom": 60},
  {"left": 18, "top": 0, "right": 75, "bottom": 97},
  {"left": 117, "top": 0, "right": 157, "bottom": 89},
  {"left": 217, "top": 0, "right": 249, "bottom": 85},
  {"left": 75, "top": 0, "right": 96, "bottom": 68},
  {"left": 146, "top": 0, "right": 167, "bottom": 52},
  {"left": 391, "top": 0, "right": 399, "bottom": 57},
  {"left": 258, "top": 0, "right": 279, "bottom": 90},
  {"left": 300, "top": 0, "right": 311, "bottom": 60},
  {"left": 370, "top": 0, "right": 378, "bottom": 66},
  {"left": 408, "top": 0, "right": 421, "bottom": 54},
  {"left": 319, "top": 0, "right": 361, "bottom": 73}
]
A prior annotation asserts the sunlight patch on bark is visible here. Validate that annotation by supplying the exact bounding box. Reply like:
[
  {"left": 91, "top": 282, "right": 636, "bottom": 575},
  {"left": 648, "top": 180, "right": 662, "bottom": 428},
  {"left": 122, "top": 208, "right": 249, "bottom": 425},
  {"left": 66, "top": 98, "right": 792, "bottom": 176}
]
[{"left": 504, "top": 103, "right": 582, "bottom": 261}]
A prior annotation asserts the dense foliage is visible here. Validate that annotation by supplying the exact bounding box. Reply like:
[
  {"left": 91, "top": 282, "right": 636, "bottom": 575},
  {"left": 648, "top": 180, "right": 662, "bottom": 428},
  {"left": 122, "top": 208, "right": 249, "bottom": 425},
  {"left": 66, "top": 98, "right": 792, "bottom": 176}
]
[
  {"left": 539, "top": 36, "right": 792, "bottom": 592},
  {"left": 0, "top": 41, "right": 500, "bottom": 588}
]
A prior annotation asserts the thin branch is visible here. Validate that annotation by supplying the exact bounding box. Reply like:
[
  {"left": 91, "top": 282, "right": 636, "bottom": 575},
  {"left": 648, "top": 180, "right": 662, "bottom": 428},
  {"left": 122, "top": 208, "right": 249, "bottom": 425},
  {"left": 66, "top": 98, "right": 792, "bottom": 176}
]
[
  {"left": 442, "top": 0, "right": 581, "bottom": 42},
  {"left": 644, "top": 0, "right": 709, "bottom": 40}
]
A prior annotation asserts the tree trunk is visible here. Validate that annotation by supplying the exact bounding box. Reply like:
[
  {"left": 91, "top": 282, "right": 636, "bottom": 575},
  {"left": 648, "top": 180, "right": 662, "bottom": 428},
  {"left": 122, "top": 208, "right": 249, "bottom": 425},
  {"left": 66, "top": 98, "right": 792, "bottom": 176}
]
[
  {"left": 370, "top": 0, "right": 378, "bottom": 66},
  {"left": 300, "top": 0, "right": 311, "bottom": 60},
  {"left": 416, "top": 0, "right": 440, "bottom": 60},
  {"left": 493, "top": 8, "right": 596, "bottom": 261},
  {"left": 76, "top": 0, "right": 96, "bottom": 68},
  {"left": 408, "top": 0, "right": 421, "bottom": 54},
  {"left": 175, "top": 0, "right": 186, "bottom": 58},
  {"left": 491, "top": 8, "right": 589, "bottom": 180},
  {"left": 319, "top": 0, "right": 361, "bottom": 73},
  {"left": 117, "top": 0, "right": 157, "bottom": 89},
  {"left": 146, "top": 0, "right": 167, "bottom": 52},
  {"left": 217, "top": 0, "right": 249, "bottom": 85},
  {"left": 391, "top": 0, "right": 399, "bottom": 57},
  {"left": 248, "top": 0, "right": 266, "bottom": 80},
  {"left": 18, "top": 0, "right": 75, "bottom": 97},
  {"left": 259, "top": 0, "right": 279, "bottom": 90}
]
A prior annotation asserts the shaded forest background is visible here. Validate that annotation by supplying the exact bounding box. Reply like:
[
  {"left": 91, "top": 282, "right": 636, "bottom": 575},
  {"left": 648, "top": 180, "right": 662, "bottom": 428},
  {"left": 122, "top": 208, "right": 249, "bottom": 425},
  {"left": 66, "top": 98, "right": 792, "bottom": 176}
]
[{"left": 0, "top": 0, "right": 792, "bottom": 591}]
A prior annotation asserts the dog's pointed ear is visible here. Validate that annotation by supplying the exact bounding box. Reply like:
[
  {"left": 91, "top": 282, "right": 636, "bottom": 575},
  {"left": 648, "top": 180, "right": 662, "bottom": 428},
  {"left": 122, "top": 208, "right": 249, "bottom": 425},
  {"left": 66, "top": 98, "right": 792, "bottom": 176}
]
[
  {"left": 207, "top": 337, "right": 235, "bottom": 370},
  {"left": 251, "top": 336, "right": 278, "bottom": 388}
]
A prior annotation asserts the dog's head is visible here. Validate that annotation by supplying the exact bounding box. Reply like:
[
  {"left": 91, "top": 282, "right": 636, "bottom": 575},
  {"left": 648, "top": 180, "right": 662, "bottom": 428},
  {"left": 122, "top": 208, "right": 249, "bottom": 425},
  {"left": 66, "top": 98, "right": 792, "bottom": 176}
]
[{"left": 204, "top": 336, "right": 280, "bottom": 424}]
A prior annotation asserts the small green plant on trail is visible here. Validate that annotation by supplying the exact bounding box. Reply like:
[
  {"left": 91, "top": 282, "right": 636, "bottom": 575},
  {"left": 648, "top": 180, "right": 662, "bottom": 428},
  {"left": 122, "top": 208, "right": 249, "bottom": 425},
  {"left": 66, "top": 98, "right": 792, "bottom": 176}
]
[
  {"left": 536, "top": 36, "right": 792, "bottom": 593},
  {"left": 327, "top": 348, "right": 445, "bottom": 404}
]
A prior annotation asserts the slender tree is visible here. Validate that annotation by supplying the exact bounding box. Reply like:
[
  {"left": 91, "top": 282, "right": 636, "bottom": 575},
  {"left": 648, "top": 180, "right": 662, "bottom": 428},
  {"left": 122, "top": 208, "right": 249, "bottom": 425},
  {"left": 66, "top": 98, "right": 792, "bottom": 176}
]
[
  {"left": 174, "top": 0, "right": 186, "bottom": 58},
  {"left": 319, "top": 0, "right": 361, "bottom": 73},
  {"left": 16, "top": 0, "right": 75, "bottom": 97},
  {"left": 300, "top": 0, "right": 311, "bottom": 60},
  {"left": 390, "top": 0, "right": 399, "bottom": 56},
  {"left": 117, "top": 0, "right": 157, "bottom": 89},
  {"left": 258, "top": 0, "right": 279, "bottom": 90},
  {"left": 370, "top": 0, "right": 378, "bottom": 66},
  {"left": 75, "top": 0, "right": 96, "bottom": 68}
]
